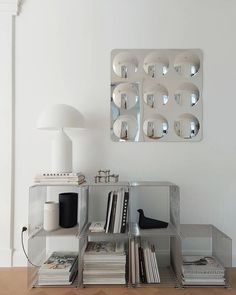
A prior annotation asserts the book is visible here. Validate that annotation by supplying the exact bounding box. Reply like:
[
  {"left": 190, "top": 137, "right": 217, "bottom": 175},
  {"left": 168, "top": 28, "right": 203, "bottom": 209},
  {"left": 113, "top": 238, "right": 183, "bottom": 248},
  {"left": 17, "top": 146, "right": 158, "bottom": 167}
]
[
  {"left": 130, "top": 239, "right": 136, "bottom": 284},
  {"left": 113, "top": 188, "right": 123, "bottom": 233},
  {"left": 182, "top": 256, "right": 225, "bottom": 275},
  {"left": 146, "top": 246, "right": 154, "bottom": 283},
  {"left": 118, "top": 189, "right": 125, "bottom": 233},
  {"left": 36, "top": 172, "right": 84, "bottom": 178},
  {"left": 108, "top": 192, "right": 117, "bottom": 233},
  {"left": 104, "top": 191, "right": 112, "bottom": 232},
  {"left": 34, "top": 172, "right": 86, "bottom": 185},
  {"left": 39, "top": 252, "right": 78, "bottom": 274},
  {"left": 135, "top": 239, "right": 140, "bottom": 284},
  {"left": 143, "top": 247, "right": 151, "bottom": 283},
  {"left": 151, "top": 244, "right": 160, "bottom": 283},
  {"left": 38, "top": 252, "right": 78, "bottom": 286},
  {"left": 83, "top": 241, "right": 126, "bottom": 285},
  {"left": 105, "top": 191, "right": 114, "bottom": 233},
  {"left": 181, "top": 255, "right": 225, "bottom": 286},
  {"left": 120, "top": 191, "right": 129, "bottom": 233},
  {"left": 89, "top": 221, "right": 105, "bottom": 232},
  {"left": 138, "top": 246, "right": 146, "bottom": 283}
]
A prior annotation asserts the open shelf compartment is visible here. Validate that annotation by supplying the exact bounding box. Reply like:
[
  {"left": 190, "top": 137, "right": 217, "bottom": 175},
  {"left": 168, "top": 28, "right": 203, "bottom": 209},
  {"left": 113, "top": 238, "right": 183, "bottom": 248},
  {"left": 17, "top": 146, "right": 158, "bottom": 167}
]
[
  {"left": 28, "top": 185, "right": 88, "bottom": 239},
  {"left": 79, "top": 234, "right": 130, "bottom": 287},
  {"left": 27, "top": 233, "right": 80, "bottom": 288},
  {"left": 180, "top": 224, "right": 232, "bottom": 287}
]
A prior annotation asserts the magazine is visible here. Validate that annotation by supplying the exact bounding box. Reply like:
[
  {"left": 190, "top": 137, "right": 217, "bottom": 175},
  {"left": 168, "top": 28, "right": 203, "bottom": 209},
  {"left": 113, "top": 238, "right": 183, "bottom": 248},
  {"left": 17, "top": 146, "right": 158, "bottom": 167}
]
[{"left": 39, "top": 252, "right": 78, "bottom": 274}]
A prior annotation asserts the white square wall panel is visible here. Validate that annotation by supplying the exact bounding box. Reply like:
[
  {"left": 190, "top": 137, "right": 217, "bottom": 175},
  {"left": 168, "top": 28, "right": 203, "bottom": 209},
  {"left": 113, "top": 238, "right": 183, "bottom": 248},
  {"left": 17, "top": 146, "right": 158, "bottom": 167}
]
[{"left": 110, "top": 49, "right": 203, "bottom": 142}]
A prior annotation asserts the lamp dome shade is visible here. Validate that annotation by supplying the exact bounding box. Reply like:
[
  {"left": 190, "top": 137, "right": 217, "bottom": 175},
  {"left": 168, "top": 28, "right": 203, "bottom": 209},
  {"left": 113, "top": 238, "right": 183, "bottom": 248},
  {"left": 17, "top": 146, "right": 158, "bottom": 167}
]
[{"left": 37, "top": 104, "right": 85, "bottom": 130}]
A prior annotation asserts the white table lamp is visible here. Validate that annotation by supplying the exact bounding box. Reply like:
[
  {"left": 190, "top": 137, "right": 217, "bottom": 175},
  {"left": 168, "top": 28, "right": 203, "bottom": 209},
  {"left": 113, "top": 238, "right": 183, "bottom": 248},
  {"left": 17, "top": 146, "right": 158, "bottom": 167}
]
[{"left": 37, "top": 104, "right": 84, "bottom": 173}]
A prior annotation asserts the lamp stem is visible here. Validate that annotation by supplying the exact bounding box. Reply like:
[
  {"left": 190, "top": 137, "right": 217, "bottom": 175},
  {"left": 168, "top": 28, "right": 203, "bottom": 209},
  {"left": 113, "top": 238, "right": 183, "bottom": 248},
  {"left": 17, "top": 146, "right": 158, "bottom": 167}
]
[{"left": 51, "top": 129, "right": 72, "bottom": 173}]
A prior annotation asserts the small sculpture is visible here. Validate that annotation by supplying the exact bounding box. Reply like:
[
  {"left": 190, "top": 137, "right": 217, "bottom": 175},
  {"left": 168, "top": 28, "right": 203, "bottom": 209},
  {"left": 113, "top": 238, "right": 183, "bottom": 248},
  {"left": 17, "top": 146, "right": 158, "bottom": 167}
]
[
  {"left": 94, "top": 170, "right": 119, "bottom": 183},
  {"left": 137, "top": 209, "right": 168, "bottom": 229}
]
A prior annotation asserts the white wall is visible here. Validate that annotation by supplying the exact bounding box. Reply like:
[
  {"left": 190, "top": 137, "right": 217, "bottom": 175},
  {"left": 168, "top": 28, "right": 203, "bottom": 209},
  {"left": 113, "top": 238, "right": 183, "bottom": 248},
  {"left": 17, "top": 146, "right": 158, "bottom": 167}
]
[
  {"left": 13, "top": 0, "right": 236, "bottom": 265},
  {"left": 0, "top": 13, "right": 14, "bottom": 266}
]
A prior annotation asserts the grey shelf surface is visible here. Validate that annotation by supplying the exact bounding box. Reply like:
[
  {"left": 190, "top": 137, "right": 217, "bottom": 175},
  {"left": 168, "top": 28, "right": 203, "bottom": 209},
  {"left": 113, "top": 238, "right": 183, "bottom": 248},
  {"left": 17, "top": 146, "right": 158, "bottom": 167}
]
[
  {"left": 130, "top": 222, "right": 178, "bottom": 237},
  {"left": 34, "top": 276, "right": 78, "bottom": 288},
  {"left": 80, "top": 222, "right": 129, "bottom": 239},
  {"left": 130, "top": 181, "right": 177, "bottom": 187},
  {"left": 28, "top": 225, "right": 80, "bottom": 239},
  {"left": 135, "top": 266, "right": 178, "bottom": 288}
]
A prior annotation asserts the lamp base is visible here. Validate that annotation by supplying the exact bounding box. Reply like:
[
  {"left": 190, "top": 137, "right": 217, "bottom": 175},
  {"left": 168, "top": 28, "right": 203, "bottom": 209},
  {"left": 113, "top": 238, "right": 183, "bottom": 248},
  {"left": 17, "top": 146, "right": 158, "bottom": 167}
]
[{"left": 51, "top": 130, "right": 72, "bottom": 173}]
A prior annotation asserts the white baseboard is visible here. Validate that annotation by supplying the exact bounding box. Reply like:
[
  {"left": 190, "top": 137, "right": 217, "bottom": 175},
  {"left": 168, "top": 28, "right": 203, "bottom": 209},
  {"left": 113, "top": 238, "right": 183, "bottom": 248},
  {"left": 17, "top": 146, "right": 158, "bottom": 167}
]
[
  {"left": 12, "top": 249, "right": 27, "bottom": 266},
  {"left": 0, "top": 248, "right": 12, "bottom": 266}
]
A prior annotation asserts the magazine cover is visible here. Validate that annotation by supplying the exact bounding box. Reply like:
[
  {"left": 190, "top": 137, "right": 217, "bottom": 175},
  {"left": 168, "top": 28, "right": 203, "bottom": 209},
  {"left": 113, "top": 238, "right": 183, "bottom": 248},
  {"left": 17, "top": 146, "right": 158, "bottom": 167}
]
[
  {"left": 85, "top": 242, "right": 116, "bottom": 254},
  {"left": 39, "top": 252, "right": 78, "bottom": 272}
]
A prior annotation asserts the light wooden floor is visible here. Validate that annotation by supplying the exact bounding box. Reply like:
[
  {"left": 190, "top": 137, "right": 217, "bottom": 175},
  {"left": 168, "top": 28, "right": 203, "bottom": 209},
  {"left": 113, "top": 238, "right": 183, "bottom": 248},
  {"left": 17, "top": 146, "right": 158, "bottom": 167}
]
[{"left": 1, "top": 268, "right": 236, "bottom": 295}]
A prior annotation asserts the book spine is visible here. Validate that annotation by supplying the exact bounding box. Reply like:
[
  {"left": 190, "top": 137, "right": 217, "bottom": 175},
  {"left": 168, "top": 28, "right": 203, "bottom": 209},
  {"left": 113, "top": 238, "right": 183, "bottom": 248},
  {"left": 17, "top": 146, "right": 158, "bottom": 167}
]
[
  {"left": 39, "top": 172, "right": 83, "bottom": 177},
  {"left": 118, "top": 188, "right": 124, "bottom": 233},
  {"left": 151, "top": 244, "right": 160, "bottom": 283},
  {"left": 108, "top": 193, "right": 117, "bottom": 233},
  {"left": 138, "top": 246, "right": 145, "bottom": 283},
  {"left": 135, "top": 240, "right": 140, "bottom": 284},
  {"left": 104, "top": 192, "right": 111, "bottom": 231},
  {"left": 131, "top": 239, "right": 135, "bottom": 284},
  {"left": 147, "top": 246, "right": 154, "bottom": 283},
  {"left": 120, "top": 192, "right": 129, "bottom": 233},
  {"left": 105, "top": 192, "right": 114, "bottom": 233},
  {"left": 113, "top": 189, "right": 122, "bottom": 233},
  {"left": 143, "top": 247, "right": 150, "bottom": 283}
]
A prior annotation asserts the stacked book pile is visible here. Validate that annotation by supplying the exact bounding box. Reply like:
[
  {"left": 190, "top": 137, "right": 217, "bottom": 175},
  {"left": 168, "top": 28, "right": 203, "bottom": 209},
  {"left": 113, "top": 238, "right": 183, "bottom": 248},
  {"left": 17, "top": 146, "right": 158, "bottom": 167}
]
[
  {"left": 104, "top": 188, "right": 129, "bottom": 233},
  {"left": 182, "top": 256, "right": 225, "bottom": 286},
  {"left": 34, "top": 172, "right": 86, "bottom": 185},
  {"left": 130, "top": 239, "right": 160, "bottom": 284},
  {"left": 83, "top": 241, "right": 127, "bottom": 284},
  {"left": 38, "top": 252, "right": 78, "bottom": 286}
]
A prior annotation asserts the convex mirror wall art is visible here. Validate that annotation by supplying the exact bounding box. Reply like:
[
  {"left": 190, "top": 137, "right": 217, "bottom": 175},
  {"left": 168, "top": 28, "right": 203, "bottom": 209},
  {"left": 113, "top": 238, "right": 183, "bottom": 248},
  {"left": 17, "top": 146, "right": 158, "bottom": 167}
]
[{"left": 110, "top": 49, "right": 203, "bottom": 142}]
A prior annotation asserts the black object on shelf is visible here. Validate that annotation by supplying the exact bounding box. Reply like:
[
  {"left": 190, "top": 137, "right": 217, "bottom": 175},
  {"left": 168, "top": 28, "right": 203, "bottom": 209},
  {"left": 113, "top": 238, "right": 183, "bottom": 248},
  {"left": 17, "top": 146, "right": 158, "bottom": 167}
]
[
  {"left": 59, "top": 192, "right": 78, "bottom": 228},
  {"left": 137, "top": 209, "right": 168, "bottom": 229}
]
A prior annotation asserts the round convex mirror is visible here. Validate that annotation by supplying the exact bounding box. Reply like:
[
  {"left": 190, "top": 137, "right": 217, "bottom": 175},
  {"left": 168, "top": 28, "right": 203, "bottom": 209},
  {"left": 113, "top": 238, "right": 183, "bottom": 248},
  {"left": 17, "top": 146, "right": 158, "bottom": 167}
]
[
  {"left": 174, "top": 114, "right": 200, "bottom": 139},
  {"left": 113, "top": 115, "right": 138, "bottom": 141},
  {"left": 174, "top": 52, "right": 200, "bottom": 77},
  {"left": 174, "top": 83, "right": 199, "bottom": 107},
  {"left": 143, "top": 52, "right": 169, "bottom": 78},
  {"left": 112, "top": 83, "right": 138, "bottom": 110},
  {"left": 113, "top": 52, "right": 138, "bottom": 78},
  {"left": 143, "top": 115, "right": 168, "bottom": 139},
  {"left": 143, "top": 83, "right": 169, "bottom": 108}
]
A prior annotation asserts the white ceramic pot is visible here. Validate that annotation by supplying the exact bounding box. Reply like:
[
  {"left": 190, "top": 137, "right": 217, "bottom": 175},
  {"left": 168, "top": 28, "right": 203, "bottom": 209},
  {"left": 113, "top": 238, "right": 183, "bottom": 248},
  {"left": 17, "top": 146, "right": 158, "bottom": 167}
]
[{"left": 43, "top": 202, "right": 59, "bottom": 231}]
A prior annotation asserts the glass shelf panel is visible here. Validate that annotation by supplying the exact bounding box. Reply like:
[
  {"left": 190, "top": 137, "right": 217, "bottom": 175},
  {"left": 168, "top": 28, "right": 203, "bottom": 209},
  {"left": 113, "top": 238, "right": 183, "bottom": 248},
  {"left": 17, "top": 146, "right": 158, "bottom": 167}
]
[
  {"left": 28, "top": 225, "right": 80, "bottom": 239},
  {"left": 130, "top": 222, "right": 178, "bottom": 237},
  {"left": 80, "top": 223, "right": 129, "bottom": 240}
]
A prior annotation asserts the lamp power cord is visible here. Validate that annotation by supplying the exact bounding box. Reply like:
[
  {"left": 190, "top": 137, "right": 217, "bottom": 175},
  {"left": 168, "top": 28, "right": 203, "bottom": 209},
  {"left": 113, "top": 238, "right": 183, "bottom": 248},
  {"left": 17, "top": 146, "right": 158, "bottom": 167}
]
[{"left": 21, "top": 227, "right": 40, "bottom": 267}]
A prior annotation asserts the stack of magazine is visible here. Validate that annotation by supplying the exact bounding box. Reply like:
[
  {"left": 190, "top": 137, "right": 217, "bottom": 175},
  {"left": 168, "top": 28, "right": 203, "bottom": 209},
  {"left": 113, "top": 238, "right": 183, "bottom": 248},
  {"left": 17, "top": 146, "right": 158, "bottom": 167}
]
[
  {"left": 130, "top": 239, "right": 160, "bottom": 284},
  {"left": 34, "top": 172, "right": 86, "bottom": 185},
  {"left": 182, "top": 256, "right": 225, "bottom": 286},
  {"left": 83, "top": 241, "right": 126, "bottom": 284},
  {"left": 38, "top": 252, "right": 78, "bottom": 286},
  {"left": 104, "top": 188, "right": 129, "bottom": 233}
]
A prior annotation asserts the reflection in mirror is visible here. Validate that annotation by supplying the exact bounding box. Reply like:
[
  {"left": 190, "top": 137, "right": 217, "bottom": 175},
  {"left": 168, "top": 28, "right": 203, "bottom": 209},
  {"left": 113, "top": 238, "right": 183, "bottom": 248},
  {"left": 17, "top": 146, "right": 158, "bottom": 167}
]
[
  {"left": 174, "top": 114, "right": 200, "bottom": 139},
  {"left": 143, "top": 115, "right": 168, "bottom": 139},
  {"left": 174, "top": 52, "right": 200, "bottom": 77},
  {"left": 113, "top": 115, "right": 138, "bottom": 141},
  {"left": 113, "top": 52, "right": 138, "bottom": 78},
  {"left": 175, "top": 83, "right": 199, "bottom": 107},
  {"left": 112, "top": 83, "right": 139, "bottom": 110},
  {"left": 143, "top": 83, "right": 168, "bottom": 108},
  {"left": 143, "top": 52, "right": 169, "bottom": 78}
]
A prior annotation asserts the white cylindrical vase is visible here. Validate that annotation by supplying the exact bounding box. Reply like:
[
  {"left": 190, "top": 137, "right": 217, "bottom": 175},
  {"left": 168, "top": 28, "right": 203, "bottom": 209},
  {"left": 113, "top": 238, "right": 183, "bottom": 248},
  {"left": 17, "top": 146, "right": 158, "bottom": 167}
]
[
  {"left": 51, "top": 129, "right": 72, "bottom": 173},
  {"left": 43, "top": 202, "right": 59, "bottom": 231}
]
